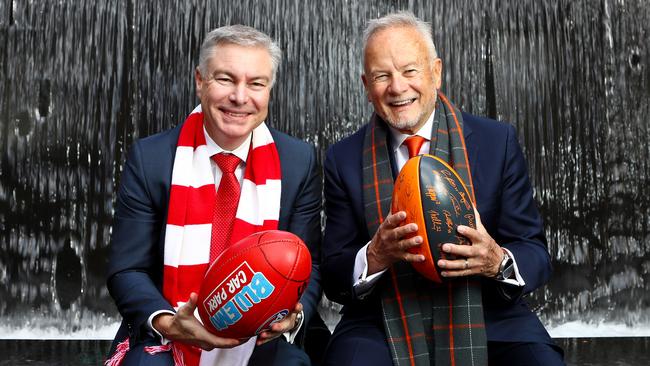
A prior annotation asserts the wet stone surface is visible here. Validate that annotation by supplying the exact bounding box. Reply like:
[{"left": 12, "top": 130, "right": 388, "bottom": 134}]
[{"left": 0, "top": 338, "right": 649, "bottom": 366}]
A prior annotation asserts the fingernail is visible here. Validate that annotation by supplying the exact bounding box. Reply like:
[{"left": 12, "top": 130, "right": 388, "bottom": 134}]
[{"left": 457, "top": 226, "right": 466, "bottom": 233}]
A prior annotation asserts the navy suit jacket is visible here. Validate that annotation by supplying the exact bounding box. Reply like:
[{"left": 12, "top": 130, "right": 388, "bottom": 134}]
[
  {"left": 107, "top": 122, "right": 322, "bottom": 347},
  {"left": 322, "top": 113, "right": 554, "bottom": 344}
]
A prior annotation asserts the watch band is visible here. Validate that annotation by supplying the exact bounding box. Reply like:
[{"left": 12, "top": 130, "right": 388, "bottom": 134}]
[{"left": 496, "top": 249, "right": 514, "bottom": 281}]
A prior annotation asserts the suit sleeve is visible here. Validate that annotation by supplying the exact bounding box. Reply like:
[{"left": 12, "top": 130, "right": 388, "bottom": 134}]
[
  {"left": 321, "top": 146, "right": 368, "bottom": 305},
  {"left": 286, "top": 145, "right": 322, "bottom": 326},
  {"left": 106, "top": 140, "right": 173, "bottom": 341},
  {"left": 488, "top": 124, "right": 553, "bottom": 301}
]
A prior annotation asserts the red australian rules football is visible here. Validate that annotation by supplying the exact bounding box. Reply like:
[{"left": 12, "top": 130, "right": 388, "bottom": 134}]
[
  {"left": 391, "top": 154, "right": 476, "bottom": 283},
  {"left": 197, "top": 230, "right": 312, "bottom": 338}
]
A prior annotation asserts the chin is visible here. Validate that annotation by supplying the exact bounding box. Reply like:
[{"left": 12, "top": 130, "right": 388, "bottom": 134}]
[{"left": 386, "top": 118, "right": 420, "bottom": 131}]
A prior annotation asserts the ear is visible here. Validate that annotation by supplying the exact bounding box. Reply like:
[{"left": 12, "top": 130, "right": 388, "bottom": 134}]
[
  {"left": 194, "top": 67, "right": 204, "bottom": 98},
  {"left": 361, "top": 74, "right": 371, "bottom": 102},
  {"left": 431, "top": 58, "right": 443, "bottom": 90}
]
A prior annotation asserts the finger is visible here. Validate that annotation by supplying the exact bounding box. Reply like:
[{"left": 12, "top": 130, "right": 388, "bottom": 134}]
[
  {"left": 256, "top": 334, "right": 276, "bottom": 346},
  {"left": 198, "top": 327, "right": 246, "bottom": 349},
  {"left": 456, "top": 225, "right": 482, "bottom": 244},
  {"left": 268, "top": 323, "right": 291, "bottom": 335},
  {"left": 438, "top": 258, "right": 473, "bottom": 277},
  {"left": 269, "top": 315, "right": 294, "bottom": 333},
  {"left": 256, "top": 327, "right": 284, "bottom": 345},
  {"left": 293, "top": 302, "right": 303, "bottom": 314},
  {"left": 392, "top": 222, "right": 419, "bottom": 239},
  {"left": 215, "top": 337, "right": 247, "bottom": 348},
  {"left": 437, "top": 258, "right": 465, "bottom": 270},
  {"left": 441, "top": 243, "right": 473, "bottom": 258},
  {"left": 383, "top": 211, "right": 407, "bottom": 229},
  {"left": 206, "top": 331, "right": 248, "bottom": 349},
  {"left": 398, "top": 236, "right": 423, "bottom": 251},
  {"left": 403, "top": 253, "right": 426, "bottom": 263}
]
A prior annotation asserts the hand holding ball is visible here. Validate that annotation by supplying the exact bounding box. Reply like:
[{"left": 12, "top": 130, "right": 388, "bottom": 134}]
[
  {"left": 391, "top": 155, "right": 476, "bottom": 283},
  {"left": 197, "top": 230, "right": 311, "bottom": 338}
]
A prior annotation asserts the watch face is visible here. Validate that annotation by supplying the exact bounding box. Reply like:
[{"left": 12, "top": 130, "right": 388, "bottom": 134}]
[
  {"left": 502, "top": 261, "right": 514, "bottom": 279},
  {"left": 498, "top": 254, "right": 514, "bottom": 280}
]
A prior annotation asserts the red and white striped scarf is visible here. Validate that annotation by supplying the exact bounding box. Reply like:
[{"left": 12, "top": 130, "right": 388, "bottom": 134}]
[{"left": 163, "top": 106, "right": 281, "bottom": 365}]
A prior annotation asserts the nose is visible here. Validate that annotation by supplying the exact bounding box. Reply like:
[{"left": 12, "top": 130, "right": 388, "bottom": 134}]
[
  {"left": 388, "top": 75, "right": 408, "bottom": 95},
  {"left": 229, "top": 83, "right": 249, "bottom": 105}
]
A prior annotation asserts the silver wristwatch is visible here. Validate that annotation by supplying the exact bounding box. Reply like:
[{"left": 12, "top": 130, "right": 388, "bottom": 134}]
[{"left": 495, "top": 250, "right": 514, "bottom": 281}]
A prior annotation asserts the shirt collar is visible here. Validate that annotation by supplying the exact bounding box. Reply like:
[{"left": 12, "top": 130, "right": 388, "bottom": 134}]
[
  {"left": 203, "top": 126, "right": 252, "bottom": 163},
  {"left": 387, "top": 109, "right": 436, "bottom": 153}
]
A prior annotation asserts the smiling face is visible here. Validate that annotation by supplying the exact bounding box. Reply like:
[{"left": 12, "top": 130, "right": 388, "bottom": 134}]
[
  {"left": 195, "top": 43, "right": 273, "bottom": 150},
  {"left": 362, "top": 26, "right": 442, "bottom": 134}
]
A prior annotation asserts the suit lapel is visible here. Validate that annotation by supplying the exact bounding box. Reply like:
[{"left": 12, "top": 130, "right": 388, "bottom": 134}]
[{"left": 462, "top": 116, "right": 479, "bottom": 180}]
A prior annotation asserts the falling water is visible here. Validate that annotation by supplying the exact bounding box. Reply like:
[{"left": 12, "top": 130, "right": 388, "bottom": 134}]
[{"left": 1, "top": 0, "right": 648, "bottom": 337}]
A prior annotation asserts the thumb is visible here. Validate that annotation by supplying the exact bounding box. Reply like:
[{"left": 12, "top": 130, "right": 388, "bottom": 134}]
[
  {"left": 472, "top": 207, "right": 486, "bottom": 232},
  {"left": 178, "top": 292, "right": 199, "bottom": 316}
]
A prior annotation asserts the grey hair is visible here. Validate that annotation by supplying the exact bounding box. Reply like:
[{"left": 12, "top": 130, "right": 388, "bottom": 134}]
[
  {"left": 362, "top": 11, "right": 438, "bottom": 63},
  {"left": 198, "top": 25, "right": 282, "bottom": 86}
]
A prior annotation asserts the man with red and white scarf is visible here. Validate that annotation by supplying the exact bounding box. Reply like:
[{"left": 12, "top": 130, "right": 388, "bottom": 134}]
[{"left": 106, "top": 25, "right": 321, "bottom": 366}]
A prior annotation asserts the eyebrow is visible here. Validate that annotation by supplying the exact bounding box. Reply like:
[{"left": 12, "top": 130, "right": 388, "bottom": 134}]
[{"left": 211, "top": 70, "right": 271, "bottom": 82}]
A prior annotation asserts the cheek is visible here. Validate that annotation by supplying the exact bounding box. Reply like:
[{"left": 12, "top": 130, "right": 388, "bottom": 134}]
[
  {"left": 367, "top": 87, "right": 386, "bottom": 105},
  {"left": 252, "top": 93, "right": 271, "bottom": 110}
]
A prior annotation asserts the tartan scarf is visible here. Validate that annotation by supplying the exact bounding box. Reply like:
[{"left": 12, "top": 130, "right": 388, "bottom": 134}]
[
  {"left": 163, "top": 105, "right": 282, "bottom": 365},
  {"left": 362, "top": 93, "right": 487, "bottom": 366}
]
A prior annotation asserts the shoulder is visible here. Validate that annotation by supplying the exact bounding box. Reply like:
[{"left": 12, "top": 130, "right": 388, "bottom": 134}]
[
  {"left": 134, "top": 124, "right": 182, "bottom": 152},
  {"left": 462, "top": 112, "right": 515, "bottom": 135},
  {"left": 325, "top": 124, "right": 368, "bottom": 161},
  {"left": 124, "top": 124, "right": 182, "bottom": 179},
  {"left": 269, "top": 127, "right": 313, "bottom": 152},
  {"left": 461, "top": 112, "right": 517, "bottom": 146},
  {"left": 268, "top": 127, "right": 317, "bottom": 171}
]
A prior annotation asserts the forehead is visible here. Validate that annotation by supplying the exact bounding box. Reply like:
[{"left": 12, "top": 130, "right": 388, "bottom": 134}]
[
  {"left": 364, "top": 26, "right": 430, "bottom": 69},
  {"left": 206, "top": 43, "right": 273, "bottom": 78}
]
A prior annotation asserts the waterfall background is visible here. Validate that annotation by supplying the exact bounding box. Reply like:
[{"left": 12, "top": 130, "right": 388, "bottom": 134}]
[{"left": 1, "top": 0, "right": 648, "bottom": 337}]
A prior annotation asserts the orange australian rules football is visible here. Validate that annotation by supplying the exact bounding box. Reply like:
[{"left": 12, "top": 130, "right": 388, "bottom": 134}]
[{"left": 391, "top": 154, "right": 476, "bottom": 283}]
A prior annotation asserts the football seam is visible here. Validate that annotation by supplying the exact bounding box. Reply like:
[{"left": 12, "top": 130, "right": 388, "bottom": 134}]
[
  {"left": 261, "top": 241, "right": 308, "bottom": 282},
  {"left": 201, "top": 238, "right": 302, "bottom": 336}
]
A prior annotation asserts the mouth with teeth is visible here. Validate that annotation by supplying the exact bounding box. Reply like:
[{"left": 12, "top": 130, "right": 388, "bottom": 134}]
[
  {"left": 388, "top": 98, "right": 417, "bottom": 108},
  {"left": 220, "top": 108, "right": 252, "bottom": 119}
]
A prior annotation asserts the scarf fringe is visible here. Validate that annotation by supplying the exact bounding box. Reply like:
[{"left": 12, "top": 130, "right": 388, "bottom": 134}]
[
  {"left": 104, "top": 338, "right": 186, "bottom": 366},
  {"left": 104, "top": 338, "right": 129, "bottom": 366}
]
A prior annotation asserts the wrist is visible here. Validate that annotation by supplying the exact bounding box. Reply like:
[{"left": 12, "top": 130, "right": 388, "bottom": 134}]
[
  {"left": 366, "top": 242, "right": 385, "bottom": 275},
  {"left": 292, "top": 311, "right": 304, "bottom": 332},
  {"left": 495, "top": 248, "right": 514, "bottom": 280},
  {"left": 152, "top": 313, "right": 173, "bottom": 337}
]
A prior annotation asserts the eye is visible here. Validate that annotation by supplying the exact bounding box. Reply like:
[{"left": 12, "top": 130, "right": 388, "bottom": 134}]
[
  {"left": 374, "top": 74, "right": 389, "bottom": 82},
  {"left": 215, "top": 77, "right": 233, "bottom": 84},
  {"left": 249, "top": 81, "right": 267, "bottom": 89},
  {"left": 404, "top": 68, "right": 418, "bottom": 76}
]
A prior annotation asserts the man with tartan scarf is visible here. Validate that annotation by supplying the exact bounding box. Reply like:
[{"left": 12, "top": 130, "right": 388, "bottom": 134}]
[
  {"left": 106, "top": 25, "right": 321, "bottom": 366},
  {"left": 321, "top": 11, "right": 564, "bottom": 366}
]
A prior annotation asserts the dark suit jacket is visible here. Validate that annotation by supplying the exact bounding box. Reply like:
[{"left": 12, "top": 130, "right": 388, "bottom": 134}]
[
  {"left": 107, "top": 122, "right": 322, "bottom": 348},
  {"left": 321, "top": 113, "right": 554, "bottom": 344}
]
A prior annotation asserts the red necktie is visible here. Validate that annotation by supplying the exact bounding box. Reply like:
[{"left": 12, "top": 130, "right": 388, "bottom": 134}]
[
  {"left": 403, "top": 135, "right": 426, "bottom": 158},
  {"left": 210, "top": 153, "right": 242, "bottom": 262}
]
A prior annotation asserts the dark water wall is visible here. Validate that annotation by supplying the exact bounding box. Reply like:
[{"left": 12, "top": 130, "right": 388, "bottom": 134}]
[{"left": 1, "top": 0, "right": 648, "bottom": 334}]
